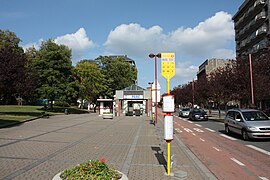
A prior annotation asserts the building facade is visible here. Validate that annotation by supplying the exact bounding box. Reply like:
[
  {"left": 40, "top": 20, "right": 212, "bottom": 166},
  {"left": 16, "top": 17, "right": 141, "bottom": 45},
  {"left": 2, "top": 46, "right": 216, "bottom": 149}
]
[
  {"left": 197, "top": 58, "right": 233, "bottom": 80},
  {"left": 233, "top": 0, "right": 269, "bottom": 58}
]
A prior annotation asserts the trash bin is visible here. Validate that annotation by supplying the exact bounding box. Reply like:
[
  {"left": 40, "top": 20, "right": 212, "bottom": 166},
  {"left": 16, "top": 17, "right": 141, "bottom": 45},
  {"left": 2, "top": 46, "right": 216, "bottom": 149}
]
[{"left": 64, "top": 109, "right": 69, "bottom": 115}]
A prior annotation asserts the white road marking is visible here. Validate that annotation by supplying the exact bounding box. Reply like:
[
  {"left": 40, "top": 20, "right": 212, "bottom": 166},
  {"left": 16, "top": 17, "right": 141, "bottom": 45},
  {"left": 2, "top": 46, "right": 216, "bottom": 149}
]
[
  {"left": 192, "top": 133, "right": 196, "bottom": 136},
  {"left": 200, "top": 138, "right": 205, "bottom": 142},
  {"left": 175, "top": 128, "right": 182, "bottom": 133},
  {"left": 246, "top": 145, "right": 270, "bottom": 156},
  {"left": 259, "top": 176, "right": 269, "bottom": 180},
  {"left": 230, "top": 158, "right": 245, "bottom": 166},
  {"left": 188, "top": 121, "right": 193, "bottom": 124},
  {"left": 195, "top": 124, "right": 202, "bottom": 127},
  {"left": 213, "top": 147, "right": 221, "bottom": 152},
  {"left": 205, "top": 128, "right": 215, "bottom": 132},
  {"left": 184, "top": 128, "right": 193, "bottom": 133},
  {"left": 193, "top": 128, "right": 204, "bottom": 132},
  {"left": 220, "top": 134, "right": 237, "bottom": 141}
]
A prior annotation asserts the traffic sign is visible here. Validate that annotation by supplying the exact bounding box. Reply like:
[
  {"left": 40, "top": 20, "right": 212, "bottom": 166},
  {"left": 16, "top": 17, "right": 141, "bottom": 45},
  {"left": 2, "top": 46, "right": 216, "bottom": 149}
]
[{"left": 161, "top": 53, "right": 175, "bottom": 80}]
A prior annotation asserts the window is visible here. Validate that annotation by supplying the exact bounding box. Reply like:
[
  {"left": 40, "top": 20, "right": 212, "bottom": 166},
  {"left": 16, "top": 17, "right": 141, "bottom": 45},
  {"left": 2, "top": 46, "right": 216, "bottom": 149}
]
[{"left": 235, "top": 112, "right": 242, "bottom": 120}]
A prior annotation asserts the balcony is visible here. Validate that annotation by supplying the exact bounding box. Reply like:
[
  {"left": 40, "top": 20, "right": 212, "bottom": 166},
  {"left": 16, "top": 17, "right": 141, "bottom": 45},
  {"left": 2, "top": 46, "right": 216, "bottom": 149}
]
[
  {"left": 255, "top": 11, "right": 266, "bottom": 21},
  {"left": 254, "top": 0, "right": 266, "bottom": 8},
  {"left": 256, "top": 25, "right": 267, "bottom": 36},
  {"left": 235, "top": 0, "right": 266, "bottom": 29}
]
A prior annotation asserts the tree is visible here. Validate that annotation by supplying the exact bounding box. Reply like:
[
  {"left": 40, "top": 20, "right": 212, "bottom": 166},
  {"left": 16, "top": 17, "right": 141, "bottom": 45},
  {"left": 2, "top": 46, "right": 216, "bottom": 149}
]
[
  {"left": 74, "top": 60, "right": 106, "bottom": 106},
  {"left": 0, "top": 30, "right": 26, "bottom": 104},
  {"left": 96, "top": 56, "right": 137, "bottom": 97},
  {"left": 21, "top": 47, "right": 39, "bottom": 104},
  {"left": 33, "top": 39, "right": 73, "bottom": 109}
]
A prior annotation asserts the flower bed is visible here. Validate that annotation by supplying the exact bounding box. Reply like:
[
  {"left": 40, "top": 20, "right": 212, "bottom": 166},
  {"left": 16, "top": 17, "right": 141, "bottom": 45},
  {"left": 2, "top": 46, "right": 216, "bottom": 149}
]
[{"left": 53, "top": 159, "right": 127, "bottom": 180}]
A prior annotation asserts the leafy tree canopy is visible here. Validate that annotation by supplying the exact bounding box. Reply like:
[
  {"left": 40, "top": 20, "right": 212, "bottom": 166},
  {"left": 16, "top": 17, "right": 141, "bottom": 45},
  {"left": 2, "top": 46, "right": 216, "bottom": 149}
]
[{"left": 32, "top": 39, "right": 73, "bottom": 107}]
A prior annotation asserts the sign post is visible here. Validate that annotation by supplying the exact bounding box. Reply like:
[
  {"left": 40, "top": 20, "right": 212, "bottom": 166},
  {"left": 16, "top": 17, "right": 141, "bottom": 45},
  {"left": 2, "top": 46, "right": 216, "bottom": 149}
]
[{"left": 161, "top": 52, "right": 175, "bottom": 176}]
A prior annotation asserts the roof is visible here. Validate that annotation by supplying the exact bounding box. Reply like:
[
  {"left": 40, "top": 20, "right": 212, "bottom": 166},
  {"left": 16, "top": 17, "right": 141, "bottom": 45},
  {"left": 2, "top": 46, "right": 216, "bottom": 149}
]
[{"left": 122, "top": 84, "right": 145, "bottom": 91}]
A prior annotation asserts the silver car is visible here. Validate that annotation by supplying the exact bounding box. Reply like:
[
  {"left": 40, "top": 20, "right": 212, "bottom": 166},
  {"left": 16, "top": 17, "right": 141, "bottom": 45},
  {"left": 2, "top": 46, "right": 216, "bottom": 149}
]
[
  {"left": 179, "top": 107, "right": 191, "bottom": 117},
  {"left": 224, "top": 109, "right": 270, "bottom": 140}
]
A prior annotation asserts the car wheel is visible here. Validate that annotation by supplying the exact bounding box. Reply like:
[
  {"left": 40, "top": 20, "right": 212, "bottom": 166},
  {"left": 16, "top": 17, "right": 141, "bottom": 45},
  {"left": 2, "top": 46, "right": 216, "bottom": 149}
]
[
  {"left": 225, "top": 125, "right": 230, "bottom": 134},
  {"left": 242, "top": 129, "right": 249, "bottom": 141}
]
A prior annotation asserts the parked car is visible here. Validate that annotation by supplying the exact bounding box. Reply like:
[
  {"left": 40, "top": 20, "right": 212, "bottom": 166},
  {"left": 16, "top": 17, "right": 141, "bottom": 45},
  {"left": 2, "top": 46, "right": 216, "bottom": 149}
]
[
  {"left": 188, "top": 109, "right": 208, "bottom": 121},
  {"left": 224, "top": 109, "right": 270, "bottom": 140},
  {"left": 179, "top": 107, "right": 191, "bottom": 117}
]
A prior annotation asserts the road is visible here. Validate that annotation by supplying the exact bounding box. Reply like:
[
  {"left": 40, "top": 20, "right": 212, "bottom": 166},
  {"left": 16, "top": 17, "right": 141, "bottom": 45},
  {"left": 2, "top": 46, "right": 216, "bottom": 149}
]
[{"left": 171, "top": 114, "right": 270, "bottom": 180}]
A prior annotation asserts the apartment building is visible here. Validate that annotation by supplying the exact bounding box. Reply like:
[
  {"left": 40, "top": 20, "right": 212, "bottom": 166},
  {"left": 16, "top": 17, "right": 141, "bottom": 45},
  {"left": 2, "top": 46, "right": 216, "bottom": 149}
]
[
  {"left": 233, "top": 0, "right": 269, "bottom": 58},
  {"left": 197, "top": 58, "right": 233, "bottom": 81}
]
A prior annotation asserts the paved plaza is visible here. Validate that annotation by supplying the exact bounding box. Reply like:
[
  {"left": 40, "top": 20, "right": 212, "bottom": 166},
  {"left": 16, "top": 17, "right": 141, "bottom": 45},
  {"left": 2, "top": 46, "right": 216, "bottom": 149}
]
[{"left": 0, "top": 113, "right": 216, "bottom": 180}]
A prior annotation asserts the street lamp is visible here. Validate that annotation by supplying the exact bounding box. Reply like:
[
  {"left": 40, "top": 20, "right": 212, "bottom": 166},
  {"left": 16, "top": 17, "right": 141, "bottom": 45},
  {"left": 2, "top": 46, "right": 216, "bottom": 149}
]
[
  {"left": 148, "top": 82, "right": 154, "bottom": 124},
  {"left": 149, "top": 53, "right": 161, "bottom": 125}
]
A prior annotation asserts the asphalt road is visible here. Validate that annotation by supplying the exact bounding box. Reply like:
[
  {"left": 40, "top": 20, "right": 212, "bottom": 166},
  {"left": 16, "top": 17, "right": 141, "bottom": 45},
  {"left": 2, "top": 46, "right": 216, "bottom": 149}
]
[{"left": 173, "top": 115, "right": 270, "bottom": 180}]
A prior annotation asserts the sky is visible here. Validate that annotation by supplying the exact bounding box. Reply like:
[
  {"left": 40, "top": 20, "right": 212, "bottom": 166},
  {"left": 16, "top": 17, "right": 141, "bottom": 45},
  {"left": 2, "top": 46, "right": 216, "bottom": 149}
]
[{"left": 1, "top": 0, "right": 244, "bottom": 94}]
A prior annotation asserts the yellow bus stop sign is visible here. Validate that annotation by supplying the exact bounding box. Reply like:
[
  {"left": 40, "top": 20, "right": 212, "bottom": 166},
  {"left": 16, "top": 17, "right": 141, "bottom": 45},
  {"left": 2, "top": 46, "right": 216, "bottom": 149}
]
[{"left": 161, "top": 53, "right": 175, "bottom": 80}]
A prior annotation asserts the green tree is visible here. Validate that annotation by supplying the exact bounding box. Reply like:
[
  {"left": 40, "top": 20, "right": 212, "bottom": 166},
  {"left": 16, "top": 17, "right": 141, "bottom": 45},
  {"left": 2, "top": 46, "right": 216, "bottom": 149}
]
[
  {"left": 96, "top": 56, "right": 137, "bottom": 97},
  {"left": 33, "top": 39, "right": 73, "bottom": 109},
  {"left": 0, "top": 30, "right": 26, "bottom": 104},
  {"left": 74, "top": 60, "right": 106, "bottom": 106}
]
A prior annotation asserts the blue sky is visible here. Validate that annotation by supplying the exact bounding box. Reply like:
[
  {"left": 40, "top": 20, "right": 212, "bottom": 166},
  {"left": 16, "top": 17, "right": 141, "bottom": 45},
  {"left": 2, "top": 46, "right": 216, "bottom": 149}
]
[{"left": 1, "top": 0, "right": 244, "bottom": 93}]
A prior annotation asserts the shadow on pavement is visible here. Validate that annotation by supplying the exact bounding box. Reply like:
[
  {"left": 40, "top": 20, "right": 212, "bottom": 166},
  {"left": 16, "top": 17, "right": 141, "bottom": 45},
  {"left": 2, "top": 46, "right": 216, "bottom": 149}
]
[{"left": 151, "top": 146, "right": 167, "bottom": 171}]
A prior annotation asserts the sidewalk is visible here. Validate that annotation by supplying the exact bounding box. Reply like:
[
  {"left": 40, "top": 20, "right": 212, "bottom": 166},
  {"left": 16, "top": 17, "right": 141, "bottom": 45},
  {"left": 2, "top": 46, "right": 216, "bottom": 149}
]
[
  {"left": 0, "top": 113, "right": 216, "bottom": 180},
  {"left": 208, "top": 110, "right": 225, "bottom": 122}
]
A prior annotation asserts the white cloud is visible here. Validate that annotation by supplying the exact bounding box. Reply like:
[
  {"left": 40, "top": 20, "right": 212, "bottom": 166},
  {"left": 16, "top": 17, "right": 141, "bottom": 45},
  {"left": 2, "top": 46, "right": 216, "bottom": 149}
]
[
  {"left": 175, "top": 61, "right": 198, "bottom": 80},
  {"left": 104, "top": 24, "right": 165, "bottom": 57},
  {"left": 55, "top": 28, "right": 95, "bottom": 63},
  {"left": 104, "top": 11, "right": 235, "bottom": 60},
  {"left": 22, "top": 39, "right": 43, "bottom": 51}
]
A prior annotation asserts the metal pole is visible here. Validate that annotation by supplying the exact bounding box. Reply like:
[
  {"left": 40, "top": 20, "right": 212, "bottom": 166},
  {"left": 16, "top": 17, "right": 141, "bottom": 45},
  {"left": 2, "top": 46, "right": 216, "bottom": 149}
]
[
  {"left": 249, "top": 54, "right": 254, "bottom": 108},
  {"left": 166, "top": 78, "right": 171, "bottom": 175},
  {"left": 155, "top": 56, "right": 158, "bottom": 125},
  {"left": 167, "top": 140, "right": 171, "bottom": 175},
  {"left": 192, "top": 79, "right": 195, "bottom": 108}
]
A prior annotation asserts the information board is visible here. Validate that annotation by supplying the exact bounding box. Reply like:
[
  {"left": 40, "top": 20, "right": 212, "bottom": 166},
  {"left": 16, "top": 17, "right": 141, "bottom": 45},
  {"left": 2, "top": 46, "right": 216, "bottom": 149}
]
[{"left": 161, "top": 53, "right": 175, "bottom": 80}]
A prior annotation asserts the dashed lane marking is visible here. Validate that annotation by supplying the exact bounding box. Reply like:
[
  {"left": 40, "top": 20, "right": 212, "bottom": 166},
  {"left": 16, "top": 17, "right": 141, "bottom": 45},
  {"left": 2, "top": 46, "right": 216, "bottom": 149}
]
[
  {"left": 188, "top": 121, "right": 194, "bottom": 124},
  {"left": 230, "top": 158, "right": 245, "bottom": 166},
  {"left": 192, "top": 133, "right": 196, "bottom": 136},
  {"left": 213, "top": 147, "right": 221, "bottom": 152},
  {"left": 259, "top": 176, "right": 269, "bottom": 180},
  {"left": 246, "top": 145, "right": 270, "bottom": 156},
  {"left": 175, "top": 128, "right": 182, "bottom": 133},
  {"left": 220, "top": 134, "right": 237, "bottom": 141},
  {"left": 193, "top": 128, "right": 204, "bottom": 132},
  {"left": 195, "top": 124, "right": 202, "bottom": 127},
  {"left": 200, "top": 138, "right": 205, "bottom": 142},
  {"left": 184, "top": 128, "right": 193, "bottom": 133},
  {"left": 205, "top": 128, "right": 215, "bottom": 132}
]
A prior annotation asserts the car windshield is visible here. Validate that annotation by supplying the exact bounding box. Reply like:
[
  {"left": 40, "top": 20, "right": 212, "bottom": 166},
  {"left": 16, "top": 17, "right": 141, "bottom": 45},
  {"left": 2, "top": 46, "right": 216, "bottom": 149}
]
[
  {"left": 193, "top": 109, "right": 203, "bottom": 113},
  {"left": 242, "top": 111, "right": 270, "bottom": 121},
  {"left": 182, "top": 108, "right": 190, "bottom": 111}
]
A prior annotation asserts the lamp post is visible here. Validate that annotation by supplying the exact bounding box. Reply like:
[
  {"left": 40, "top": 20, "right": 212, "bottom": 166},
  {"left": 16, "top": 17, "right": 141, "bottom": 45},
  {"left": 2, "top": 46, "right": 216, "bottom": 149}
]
[
  {"left": 148, "top": 82, "right": 154, "bottom": 123},
  {"left": 249, "top": 54, "right": 255, "bottom": 108},
  {"left": 149, "top": 53, "right": 161, "bottom": 125}
]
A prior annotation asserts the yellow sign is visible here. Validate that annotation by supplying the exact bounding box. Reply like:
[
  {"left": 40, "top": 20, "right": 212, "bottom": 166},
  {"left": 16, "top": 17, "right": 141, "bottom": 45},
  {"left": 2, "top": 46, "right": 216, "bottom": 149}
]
[{"left": 161, "top": 53, "right": 175, "bottom": 79}]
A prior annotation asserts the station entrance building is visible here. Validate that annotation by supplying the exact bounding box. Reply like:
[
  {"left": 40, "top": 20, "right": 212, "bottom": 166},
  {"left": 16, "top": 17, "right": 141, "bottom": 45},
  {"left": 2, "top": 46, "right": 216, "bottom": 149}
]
[{"left": 115, "top": 84, "right": 151, "bottom": 116}]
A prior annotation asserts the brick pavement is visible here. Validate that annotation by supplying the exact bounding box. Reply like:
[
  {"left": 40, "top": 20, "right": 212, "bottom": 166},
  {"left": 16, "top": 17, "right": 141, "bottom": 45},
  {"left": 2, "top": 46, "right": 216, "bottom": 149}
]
[{"left": 0, "top": 113, "right": 217, "bottom": 180}]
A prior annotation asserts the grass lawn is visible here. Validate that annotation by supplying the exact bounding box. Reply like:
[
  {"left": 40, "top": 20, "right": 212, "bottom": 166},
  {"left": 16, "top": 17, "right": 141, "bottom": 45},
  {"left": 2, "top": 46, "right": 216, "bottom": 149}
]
[
  {"left": 0, "top": 105, "right": 89, "bottom": 128},
  {"left": 0, "top": 105, "right": 45, "bottom": 127}
]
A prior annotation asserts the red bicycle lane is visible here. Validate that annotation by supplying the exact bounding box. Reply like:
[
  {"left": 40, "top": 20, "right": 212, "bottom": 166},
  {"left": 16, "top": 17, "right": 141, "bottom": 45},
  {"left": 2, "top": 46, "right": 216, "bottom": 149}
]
[{"left": 166, "top": 115, "right": 270, "bottom": 180}]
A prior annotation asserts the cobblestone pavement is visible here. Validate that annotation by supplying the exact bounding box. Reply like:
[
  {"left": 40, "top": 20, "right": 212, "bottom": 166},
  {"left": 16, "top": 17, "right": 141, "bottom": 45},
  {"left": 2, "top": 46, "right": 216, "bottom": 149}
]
[{"left": 0, "top": 113, "right": 216, "bottom": 180}]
